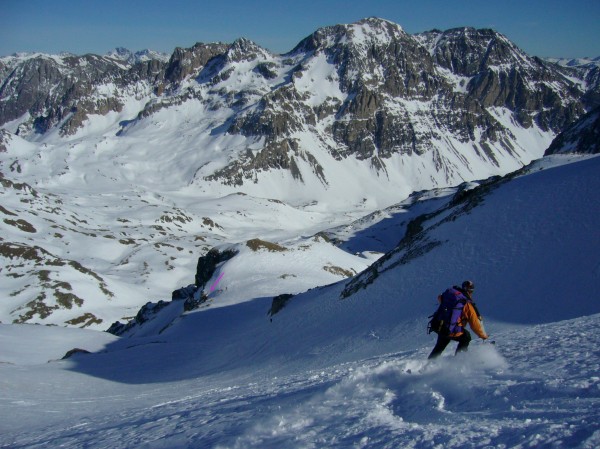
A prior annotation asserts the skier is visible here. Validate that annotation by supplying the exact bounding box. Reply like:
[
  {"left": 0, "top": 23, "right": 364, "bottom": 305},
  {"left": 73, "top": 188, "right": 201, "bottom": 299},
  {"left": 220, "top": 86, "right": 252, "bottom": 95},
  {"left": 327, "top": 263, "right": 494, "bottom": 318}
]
[{"left": 428, "top": 280, "right": 488, "bottom": 359}]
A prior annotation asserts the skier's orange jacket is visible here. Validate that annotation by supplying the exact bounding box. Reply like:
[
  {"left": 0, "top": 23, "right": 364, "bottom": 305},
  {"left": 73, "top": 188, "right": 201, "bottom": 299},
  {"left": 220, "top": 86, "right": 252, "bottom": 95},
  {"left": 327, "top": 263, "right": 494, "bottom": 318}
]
[{"left": 436, "top": 294, "right": 488, "bottom": 339}]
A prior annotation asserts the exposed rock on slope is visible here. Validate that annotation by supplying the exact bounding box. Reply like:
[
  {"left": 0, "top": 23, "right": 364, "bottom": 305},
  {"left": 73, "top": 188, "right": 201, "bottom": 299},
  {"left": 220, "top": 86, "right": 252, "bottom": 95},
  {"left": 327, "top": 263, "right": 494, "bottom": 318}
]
[{"left": 545, "top": 106, "right": 600, "bottom": 154}]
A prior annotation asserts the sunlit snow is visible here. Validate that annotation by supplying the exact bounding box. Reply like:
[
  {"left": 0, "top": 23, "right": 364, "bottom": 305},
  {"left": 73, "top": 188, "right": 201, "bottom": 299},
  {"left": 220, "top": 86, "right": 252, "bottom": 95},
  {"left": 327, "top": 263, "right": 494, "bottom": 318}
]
[{"left": 1, "top": 155, "right": 599, "bottom": 448}]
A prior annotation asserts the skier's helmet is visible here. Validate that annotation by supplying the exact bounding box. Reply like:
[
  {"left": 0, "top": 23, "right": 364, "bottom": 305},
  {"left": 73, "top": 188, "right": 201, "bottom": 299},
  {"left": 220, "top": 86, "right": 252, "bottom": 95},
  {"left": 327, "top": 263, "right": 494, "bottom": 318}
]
[{"left": 462, "top": 280, "right": 475, "bottom": 293}]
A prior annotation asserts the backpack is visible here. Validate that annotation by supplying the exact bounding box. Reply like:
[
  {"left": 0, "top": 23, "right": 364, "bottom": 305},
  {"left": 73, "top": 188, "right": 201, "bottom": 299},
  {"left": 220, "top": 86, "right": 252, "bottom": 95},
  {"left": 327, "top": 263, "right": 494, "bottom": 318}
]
[{"left": 427, "top": 287, "right": 468, "bottom": 336}]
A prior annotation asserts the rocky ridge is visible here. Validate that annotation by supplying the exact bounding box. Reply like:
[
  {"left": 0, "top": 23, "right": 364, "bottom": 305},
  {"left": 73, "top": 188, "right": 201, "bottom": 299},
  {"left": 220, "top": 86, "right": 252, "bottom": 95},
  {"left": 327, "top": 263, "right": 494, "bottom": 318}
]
[{"left": 1, "top": 18, "right": 596, "bottom": 188}]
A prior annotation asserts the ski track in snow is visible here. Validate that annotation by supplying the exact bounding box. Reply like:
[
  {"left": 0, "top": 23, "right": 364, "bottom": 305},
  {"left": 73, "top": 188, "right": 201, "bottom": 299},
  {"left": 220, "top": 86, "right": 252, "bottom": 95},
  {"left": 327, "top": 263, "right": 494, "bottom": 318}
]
[{"left": 1, "top": 315, "right": 599, "bottom": 449}]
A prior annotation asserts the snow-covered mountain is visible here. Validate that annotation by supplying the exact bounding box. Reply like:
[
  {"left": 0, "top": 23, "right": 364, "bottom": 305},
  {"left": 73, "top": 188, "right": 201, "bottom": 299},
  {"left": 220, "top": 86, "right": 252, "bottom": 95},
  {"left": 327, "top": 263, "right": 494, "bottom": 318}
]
[
  {"left": 1, "top": 18, "right": 598, "bottom": 328},
  {"left": 105, "top": 47, "right": 171, "bottom": 64},
  {"left": 0, "top": 18, "right": 593, "bottom": 190},
  {"left": 546, "top": 56, "right": 600, "bottom": 68},
  {"left": 1, "top": 153, "right": 598, "bottom": 448}
]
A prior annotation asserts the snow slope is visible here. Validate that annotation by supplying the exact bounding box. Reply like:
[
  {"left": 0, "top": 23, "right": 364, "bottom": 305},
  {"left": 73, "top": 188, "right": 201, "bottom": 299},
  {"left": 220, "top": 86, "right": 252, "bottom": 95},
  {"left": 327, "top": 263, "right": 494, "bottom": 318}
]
[
  {"left": 2, "top": 316, "right": 599, "bottom": 449},
  {"left": 0, "top": 155, "right": 599, "bottom": 448}
]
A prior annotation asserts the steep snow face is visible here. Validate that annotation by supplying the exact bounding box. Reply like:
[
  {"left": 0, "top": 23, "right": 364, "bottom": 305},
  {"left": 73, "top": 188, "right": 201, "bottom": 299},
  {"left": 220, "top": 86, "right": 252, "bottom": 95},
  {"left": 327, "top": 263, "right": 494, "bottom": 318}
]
[
  {"left": 341, "top": 155, "right": 600, "bottom": 323},
  {"left": 61, "top": 155, "right": 600, "bottom": 367},
  {"left": 0, "top": 155, "right": 598, "bottom": 449}
]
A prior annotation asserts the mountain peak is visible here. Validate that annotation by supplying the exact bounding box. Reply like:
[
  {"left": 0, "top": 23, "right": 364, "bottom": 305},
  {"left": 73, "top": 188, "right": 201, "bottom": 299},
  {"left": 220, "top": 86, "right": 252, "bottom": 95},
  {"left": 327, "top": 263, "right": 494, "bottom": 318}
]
[
  {"left": 226, "top": 38, "right": 271, "bottom": 61},
  {"left": 354, "top": 16, "right": 404, "bottom": 32},
  {"left": 289, "top": 17, "right": 407, "bottom": 55},
  {"left": 106, "top": 47, "right": 170, "bottom": 64},
  {"left": 417, "top": 25, "right": 536, "bottom": 77}
]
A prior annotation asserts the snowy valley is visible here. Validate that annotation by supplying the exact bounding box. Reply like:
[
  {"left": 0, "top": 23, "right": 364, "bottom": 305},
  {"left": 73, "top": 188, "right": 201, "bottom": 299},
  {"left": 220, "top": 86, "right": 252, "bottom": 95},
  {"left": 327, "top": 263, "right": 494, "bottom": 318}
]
[{"left": 1, "top": 17, "right": 599, "bottom": 449}]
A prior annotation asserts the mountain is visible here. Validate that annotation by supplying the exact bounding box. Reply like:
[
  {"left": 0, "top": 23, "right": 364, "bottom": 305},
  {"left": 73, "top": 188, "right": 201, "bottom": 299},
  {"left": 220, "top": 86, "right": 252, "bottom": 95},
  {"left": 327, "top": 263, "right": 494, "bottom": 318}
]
[
  {"left": 105, "top": 47, "right": 171, "bottom": 64},
  {"left": 0, "top": 19, "right": 592, "bottom": 189},
  {"left": 545, "top": 105, "right": 600, "bottom": 154},
  {"left": 1, "top": 17, "right": 598, "bottom": 445},
  {"left": 0, "top": 154, "right": 598, "bottom": 448},
  {"left": 546, "top": 56, "right": 600, "bottom": 68},
  {"left": 545, "top": 56, "right": 600, "bottom": 108},
  {"left": 0, "top": 18, "right": 597, "bottom": 328},
  {"left": 0, "top": 50, "right": 169, "bottom": 136}
]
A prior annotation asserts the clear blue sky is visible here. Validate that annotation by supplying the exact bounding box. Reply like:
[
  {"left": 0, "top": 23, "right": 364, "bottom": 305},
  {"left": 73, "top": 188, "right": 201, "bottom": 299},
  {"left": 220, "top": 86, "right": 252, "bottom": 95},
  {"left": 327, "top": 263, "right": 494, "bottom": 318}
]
[{"left": 1, "top": 0, "right": 599, "bottom": 59}]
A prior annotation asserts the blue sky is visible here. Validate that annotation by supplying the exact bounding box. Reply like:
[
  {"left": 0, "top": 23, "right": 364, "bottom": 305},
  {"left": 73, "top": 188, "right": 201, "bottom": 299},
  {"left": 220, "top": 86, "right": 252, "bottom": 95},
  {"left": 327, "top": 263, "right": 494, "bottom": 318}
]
[{"left": 1, "top": 0, "right": 599, "bottom": 58}]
